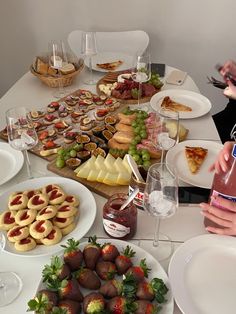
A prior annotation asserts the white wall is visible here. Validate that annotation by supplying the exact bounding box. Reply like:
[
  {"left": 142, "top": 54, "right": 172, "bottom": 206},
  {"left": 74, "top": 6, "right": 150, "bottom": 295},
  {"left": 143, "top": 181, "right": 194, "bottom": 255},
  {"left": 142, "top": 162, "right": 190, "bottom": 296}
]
[{"left": 0, "top": 0, "right": 235, "bottom": 114}]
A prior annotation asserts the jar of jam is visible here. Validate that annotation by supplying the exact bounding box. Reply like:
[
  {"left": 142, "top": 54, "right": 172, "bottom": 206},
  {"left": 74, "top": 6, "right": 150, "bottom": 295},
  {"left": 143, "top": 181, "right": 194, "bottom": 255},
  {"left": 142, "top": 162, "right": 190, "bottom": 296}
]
[
  {"left": 103, "top": 193, "right": 137, "bottom": 239},
  {"left": 129, "top": 166, "right": 147, "bottom": 210}
]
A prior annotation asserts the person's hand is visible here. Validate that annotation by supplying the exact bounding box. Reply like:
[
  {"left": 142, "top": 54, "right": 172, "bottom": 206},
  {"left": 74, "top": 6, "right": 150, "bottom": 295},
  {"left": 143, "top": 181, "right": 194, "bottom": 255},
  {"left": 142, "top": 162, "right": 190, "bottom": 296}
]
[
  {"left": 223, "top": 80, "right": 236, "bottom": 99},
  {"left": 209, "top": 141, "right": 234, "bottom": 173},
  {"left": 220, "top": 60, "right": 236, "bottom": 80},
  {"left": 200, "top": 196, "right": 236, "bottom": 235}
]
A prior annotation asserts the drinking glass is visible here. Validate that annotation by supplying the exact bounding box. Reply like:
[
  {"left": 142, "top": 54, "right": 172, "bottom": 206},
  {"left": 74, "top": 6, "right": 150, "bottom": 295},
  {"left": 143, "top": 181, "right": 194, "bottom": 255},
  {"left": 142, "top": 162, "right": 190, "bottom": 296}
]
[
  {"left": 131, "top": 52, "right": 151, "bottom": 108},
  {"left": 6, "top": 106, "right": 38, "bottom": 179},
  {"left": 81, "top": 31, "right": 97, "bottom": 85},
  {"left": 0, "top": 232, "right": 22, "bottom": 307},
  {"left": 157, "top": 108, "right": 179, "bottom": 163},
  {"left": 48, "top": 40, "right": 68, "bottom": 98},
  {"left": 143, "top": 163, "right": 178, "bottom": 261}
]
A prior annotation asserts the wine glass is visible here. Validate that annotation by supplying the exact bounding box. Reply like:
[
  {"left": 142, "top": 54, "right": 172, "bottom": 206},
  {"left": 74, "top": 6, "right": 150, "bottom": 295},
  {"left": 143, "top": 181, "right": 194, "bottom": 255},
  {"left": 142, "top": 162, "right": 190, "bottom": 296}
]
[
  {"left": 81, "top": 31, "right": 97, "bottom": 85},
  {"left": 143, "top": 163, "right": 178, "bottom": 261},
  {"left": 0, "top": 232, "right": 22, "bottom": 307},
  {"left": 131, "top": 52, "right": 151, "bottom": 109},
  {"left": 6, "top": 106, "right": 38, "bottom": 179},
  {"left": 48, "top": 40, "right": 68, "bottom": 98},
  {"left": 157, "top": 108, "right": 179, "bottom": 163}
]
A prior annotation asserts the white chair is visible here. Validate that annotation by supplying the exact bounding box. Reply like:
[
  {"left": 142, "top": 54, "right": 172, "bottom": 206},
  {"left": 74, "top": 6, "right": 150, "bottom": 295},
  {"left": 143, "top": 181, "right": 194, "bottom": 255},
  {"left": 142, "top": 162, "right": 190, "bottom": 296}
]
[{"left": 68, "top": 30, "right": 149, "bottom": 57}]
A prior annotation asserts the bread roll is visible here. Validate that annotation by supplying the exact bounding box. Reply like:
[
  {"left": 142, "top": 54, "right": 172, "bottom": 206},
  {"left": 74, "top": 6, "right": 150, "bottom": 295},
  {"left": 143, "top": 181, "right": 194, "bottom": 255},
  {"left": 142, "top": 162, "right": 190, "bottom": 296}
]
[
  {"left": 115, "top": 123, "right": 133, "bottom": 134},
  {"left": 60, "top": 63, "right": 75, "bottom": 75},
  {"left": 36, "top": 57, "right": 48, "bottom": 75},
  {"left": 117, "top": 112, "right": 136, "bottom": 125},
  {"left": 108, "top": 138, "right": 130, "bottom": 150},
  {"left": 113, "top": 131, "right": 133, "bottom": 144}
]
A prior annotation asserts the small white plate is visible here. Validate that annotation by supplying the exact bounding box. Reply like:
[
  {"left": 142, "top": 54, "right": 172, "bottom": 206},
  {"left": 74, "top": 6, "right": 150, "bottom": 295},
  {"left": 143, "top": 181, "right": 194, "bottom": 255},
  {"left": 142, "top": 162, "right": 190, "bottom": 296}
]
[
  {"left": 166, "top": 140, "right": 223, "bottom": 188},
  {"left": 169, "top": 234, "right": 236, "bottom": 314},
  {"left": 37, "top": 239, "right": 174, "bottom": 314},
  {"left": 85, "top": 51, "right": 133, "bottom": 72},
  {"left": 0, "top": 142, "right": 24, "bottom": 185},
  {"left": 150, "top": 89, "right": 212, "bottom": 119},
  {"left": 1, "top": 177, "right": 96, "bottom": 257}
]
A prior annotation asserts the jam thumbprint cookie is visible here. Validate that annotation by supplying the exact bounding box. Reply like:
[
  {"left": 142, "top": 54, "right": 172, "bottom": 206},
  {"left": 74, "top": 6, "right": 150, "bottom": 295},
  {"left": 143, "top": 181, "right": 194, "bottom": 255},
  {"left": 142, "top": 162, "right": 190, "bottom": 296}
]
[
  {"left": 7, "top": 226, "right": 29, "bottom": 242},
  {"left": 27, "top": 193, "right": 49, "bottom": 211},
  {"left": 42, "top": 184, "right": 62, "bottom": 195},
  {"left": 23, "top": 189, "right": 41, "bottom": 199},
  {"left": 14, "top": 237, "right": 36, "bottom": 252},
  {"left": 29, "top": 220, "right": 53, "bottom": 239},
  {"left": 48, "top": 189, "right": 66, "bottom": 205},
  {"left": 62, "top": 195, "right": 80, "bottom": 207},
  {"left": 56, "top": 205, "right": 77, "bottom": 218},
  {"left": 8, "top": 194, "right": 28, "bottom": 210},
  {"left": 52, "top": 216, "right": 74, "bottom": 229},
  {"left": 0, "top": 211, "right": 16, "bottom": 230},
  {"left": 41, "top": 226, "right": 62, "bottom": 246},
  {"left": 61, "top": 222, "right": 76, "bottom": 236},
  {"left": 36, "top": 206, "right": 57, "bottom": 220},
  {"left": 15, "top": 209, "right": 37, "bottom": 226}
]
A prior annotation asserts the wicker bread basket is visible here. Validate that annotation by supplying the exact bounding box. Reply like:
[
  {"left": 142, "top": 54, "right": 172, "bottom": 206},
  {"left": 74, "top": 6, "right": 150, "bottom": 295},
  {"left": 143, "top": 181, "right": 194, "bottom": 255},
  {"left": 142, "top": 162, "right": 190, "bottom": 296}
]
[{"left": 30, "top": 57, "right": 84, "bottom": 88}]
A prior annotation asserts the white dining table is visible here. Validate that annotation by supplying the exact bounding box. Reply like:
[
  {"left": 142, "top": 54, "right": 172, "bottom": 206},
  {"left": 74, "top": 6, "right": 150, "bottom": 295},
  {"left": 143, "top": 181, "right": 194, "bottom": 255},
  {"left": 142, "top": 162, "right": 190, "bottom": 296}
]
[{"left": 0, "top": 65, "right": 221, "bottom": 314}]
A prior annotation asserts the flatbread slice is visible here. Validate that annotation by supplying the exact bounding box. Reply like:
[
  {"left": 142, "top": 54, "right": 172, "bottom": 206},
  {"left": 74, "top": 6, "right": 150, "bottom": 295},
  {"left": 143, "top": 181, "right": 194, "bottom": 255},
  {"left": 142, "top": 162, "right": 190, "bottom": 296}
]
[
  {"left": 161, "top": 96, "right": 192, "bottom": 112},
  {"left": 96, "top": 60, "right": 123, "bottom": 71},
  {"left": 185, "top": 146, "right": 208, "bottom": 174}
]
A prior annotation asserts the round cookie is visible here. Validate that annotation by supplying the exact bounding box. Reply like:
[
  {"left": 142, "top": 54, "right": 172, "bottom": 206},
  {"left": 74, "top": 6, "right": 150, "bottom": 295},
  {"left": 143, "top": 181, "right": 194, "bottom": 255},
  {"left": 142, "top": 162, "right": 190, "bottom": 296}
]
[
  {"left": 15, "top": 209, "right": 37, "bottom": 226},
  {"left": 41, "top": 226, "right": 62, "bottom": 246},
  {"left": 29, "top": 220, "right": 53, "bottom": 240},
  {"left": 52, "top": 216, "right": 74, "bottom": 229},
  {"left": 36, "top": 206, "right": 57, "bottom": 220},
  {"left": 23, "top": 189, "right": 41, "bottom": 199},
  {"left": 56, "top": 205, "right": 77, "bottom": 218},
  {"left": 14, "top": 237, "right": 36, "bottom": 252},
  {"left": 42, "top": 184, "right": 62, "bottom": 195},
  {"left": 7, "top": 225, "right": 29, "bottom": 242},
  {"left": 61, "top": 221, "right": 76, "bottom": 236},
  {"left": 48, "top": 189, "right": 66, "bottom": 205},
  {"left": 62, "top": 195, "right": 80, "bottom": 207},
  {"left": 27, "top": 193, "right": 49, "bottom": 211},
  {"left": 0, "top": 211, "right": 16, "bottom": 230},
  {"left": 8, "top": 194, "right": 28, "bottom": 211}
]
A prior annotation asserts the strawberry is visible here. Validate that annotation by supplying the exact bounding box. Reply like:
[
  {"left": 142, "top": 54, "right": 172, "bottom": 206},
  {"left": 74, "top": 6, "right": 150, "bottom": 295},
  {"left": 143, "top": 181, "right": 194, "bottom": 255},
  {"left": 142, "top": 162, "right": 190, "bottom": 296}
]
[
  {"left": 61, "top": 238, "right": 83, "bottom": 271},
  {"left": 58, "top": 299, "right": 81, "bottom": 314},
  {"left": 83, "top": 236, "right": 101, "bottom": 270},
  {"left": 136, "top": 281, "right": 154, "bottom": 301},
  {"left": 99, "top": 279, "right": 122, "bottom": 299},
  {"left": 96, "top": 261, "right": 117, "bottom": 281},
  {"left": 125, "top": 258, "right": 150, "bottom": 283},
  {"left": 74, "top": 267, "right": 101, "bottom": 290},
  {"left": 43, "top": 140, "right": 57, "bottom": 149},
  {"left": 101, "top": 243, "right": 119, "bottom": 262},
  {"left": 106, "top": 296, "right": 137, "bottom": 314},
  {"left": 134, "top": 300, "right": 158, "bottom": 314},
  {"left": 42, "top": 256, "right": 71, "bottom": 284},
  {"left": 39, "top": 130, "right": 49, "bottom": 141},
  {"left": 57, "top": 278, "right": 83, "bottom": 302},
  {"left": 115, "top": 245, "right": 135, "bottom": 275},
  {"left": 83, "top": 292, "right": 105, "bottom": 314},
  {"left": 27, "top": 289, "right": 58, "bottom": 314}
]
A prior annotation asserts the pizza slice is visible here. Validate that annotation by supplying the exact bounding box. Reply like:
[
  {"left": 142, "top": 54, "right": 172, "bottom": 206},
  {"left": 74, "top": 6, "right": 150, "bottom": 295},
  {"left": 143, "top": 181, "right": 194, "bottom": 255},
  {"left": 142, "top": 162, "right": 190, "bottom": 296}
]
[
  {"left": 185, "top": 146, "right": 208, "bottom": 174},
  {"left": 96, "top": 60, "right": 123, "bottom": 71},
  {"left": 161, "top": 96, "right": 192, "bottom": 112}
]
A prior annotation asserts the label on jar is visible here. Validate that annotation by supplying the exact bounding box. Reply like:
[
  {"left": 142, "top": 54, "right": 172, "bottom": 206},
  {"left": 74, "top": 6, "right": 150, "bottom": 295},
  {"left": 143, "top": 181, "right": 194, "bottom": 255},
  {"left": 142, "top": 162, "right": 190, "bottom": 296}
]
[
  {"left": 211, "top": 190, "right": 236, "bottom": 210},
  {"left": 129, "top": 185, "right": 144, "bottom": 210},
  {"left": 103, "top": 219, "right": 130, "bottom": 238}
]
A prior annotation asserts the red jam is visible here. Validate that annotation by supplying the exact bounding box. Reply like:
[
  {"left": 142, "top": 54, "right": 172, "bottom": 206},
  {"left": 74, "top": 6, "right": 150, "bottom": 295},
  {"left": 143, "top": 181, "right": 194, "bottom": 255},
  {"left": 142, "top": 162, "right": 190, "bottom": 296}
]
[
  {"left": 50, "top": 190, "right": 62, "bottom": 200},
  {"left": 9, "top": 226, "right": 23, "bottom": 237},
  {"left": 65, "top": 196, "right": 73, "bottom": 202},
  {"left": 47, "top": 229, "right": 56, "bottom": 239},
  {"left": 4, "top": 212, "right": 15, "bottom": 224},
  {"left": 10, "top": 195, "right": 22, "bottom": 206},
  {"left": 58, "top": 205, "right": 69, "bottom": 212},
  {"left": 55, "top": 217, "right": 66, "bottom": 223},
  {"left": 103, "top": 193, "right": 137, "bottom": 240},
  {"left": 27, "top": 190, "right": 35, "bottom": 199},
  {"left": 35, "top": 221, "right": 45, "bottom": 233},
  {"left": 20, "top": 238, "right": 31, "bottom": 244},
  {"left": 32, "top": 195, "right": 44, "bottom": 205},
  {"left": 20, "top": 211, "right": 29, "bottom": 221}
]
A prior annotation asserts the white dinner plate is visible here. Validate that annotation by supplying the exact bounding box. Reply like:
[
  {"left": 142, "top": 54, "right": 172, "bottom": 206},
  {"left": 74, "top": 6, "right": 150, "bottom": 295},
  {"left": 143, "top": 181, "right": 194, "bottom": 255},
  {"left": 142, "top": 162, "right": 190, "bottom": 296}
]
[
  {"left": 150, "top": 89, "right": 212, "bottom": 119},
  {"left": 166, "top": 140, "right": 223, "bottom": 188},
  {"left": 0, "top": 142, "right": 24, "bottom": 185},
  {"left": 85, "top": 51, "right": 133, "bottom": 72},
  {"left": 168, "top": 234, "right": 236, "bottom": 314},
  {"left": 36, "top": 239, "right": 174, "bottom": 314},
  {"left": 1, "top": 177, "right": 96, "bottom": 257}
]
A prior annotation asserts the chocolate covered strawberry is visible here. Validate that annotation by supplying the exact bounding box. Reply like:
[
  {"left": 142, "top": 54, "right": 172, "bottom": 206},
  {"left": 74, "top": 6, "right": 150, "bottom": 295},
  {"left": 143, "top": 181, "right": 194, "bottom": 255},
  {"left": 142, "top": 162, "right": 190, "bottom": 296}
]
[
  {"left": 99, "top": 279, "right": 122, "bottom": 299},
  {"left": 83, "top": 236, "right": 101, "bottom": 270},
  {"left": 75, "top": 267, "right": 101, "bottom": 290},
  {"left": 49, "top": 278, "right": 83, "bottom": 302},
  {"left": 83, "top": 292, "right": 105, "bottom": 314},
  {"left": 125, "top": 258, "right": 150, "bottom": 283},
  {"left": 134, "top": 300, "right": 158, "bottom": 314},
  {"left": 115, "top": 245, "right": 135, "bottom": 275},
  {"left": 61, "top": 238, "right": 83, "bottom": 271},
  {"left": 136, "top": 281, "right": 154, "bottom": 301},
  {"left": 96, "top": 261, "right": 117, "bottom": 281},
  {"left": 27, "top": 289, "right": 58, "bottom": 314},
  {"left": 106, "top": 296, "right": 137, "bottom": 314},
  {"left": 101, "top": 243, "right": 119, "bottom": 262},
  {"left": 58, "top": 299, "right": 81, "bottom": 314},
  {"left": 43, "top": 256, "right": 71, "bottom": 284}
]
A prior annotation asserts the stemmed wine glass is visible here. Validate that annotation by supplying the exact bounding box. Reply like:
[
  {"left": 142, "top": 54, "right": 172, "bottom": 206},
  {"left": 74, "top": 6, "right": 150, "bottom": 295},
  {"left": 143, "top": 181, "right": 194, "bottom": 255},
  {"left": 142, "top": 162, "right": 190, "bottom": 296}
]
[
  {"left": 6, "top": 106, "right": 38, "bottom": 179},
  {"left": 81, "top": 31, "right": 97, "bottom": 85},
  {"left": 143, "top": 163, "right": 178, "bottom": 261},
  {"left": 48, "top": 40, "right": 68, "bottom": 98},
  {"left": 131, "top": 52, "right": 151, "bottom": 109},
  {"left": 0, "top": 232, "right": 22, "bottom": 307},
  {"left": 157, "top": 108, "right": 179, "bottom": 163}
]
